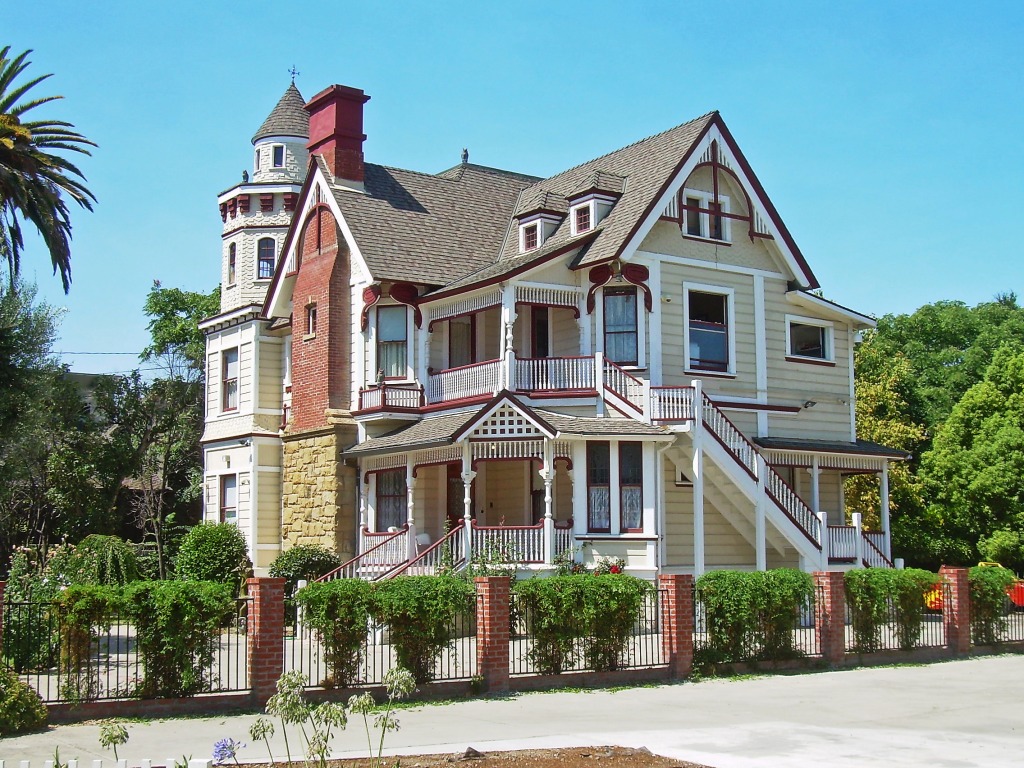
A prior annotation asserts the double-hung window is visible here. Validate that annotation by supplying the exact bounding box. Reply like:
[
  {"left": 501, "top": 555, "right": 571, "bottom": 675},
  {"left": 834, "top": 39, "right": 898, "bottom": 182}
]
[
  {"left": 257, "top": 238, "right": 275, "bottom": 279},
  {"left": 686, "top": 287, "right": 732, "bottom": 373},
  {"left": 227, "top": 243, "right": 236, "bottom": 284},
  {"left": 619, "top": 443, "right": 643, "bottom": 532},
  {"left": 603, "top": 287, "right": 638, "bottom": 366},
  {"left": 220, "top": 475, "right": 237, "bottom": 523},
  {"left": 587, "top": 442, "right": 611, "bottom": 533},
  {"left": 376, "top": 469, "right": 407, "bottom": 531},
  {"left": 377, "top": 305, "right": 408, "bottom": 379},
  {"left": 221, "top": 347, "right": 239, "bottom": 411}
]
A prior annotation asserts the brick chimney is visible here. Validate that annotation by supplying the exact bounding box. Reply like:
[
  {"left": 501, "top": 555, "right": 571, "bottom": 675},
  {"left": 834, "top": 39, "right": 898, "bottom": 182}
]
[{"left": 304, "top": 85, "right": 370, "bottom": 183}]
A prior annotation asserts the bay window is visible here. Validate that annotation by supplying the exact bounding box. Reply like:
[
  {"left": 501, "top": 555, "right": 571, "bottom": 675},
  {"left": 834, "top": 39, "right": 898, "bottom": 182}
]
[
  {"left": 377, "top": 305, "right": 408, "bottom": 379},
  {"left": 221, "top": 347, "right": 239, "bottom": 411},
  {"left": 603, "top": 287, "right": 638, "bottom": 366},
  {"left": 220, "top": 475, "right": 237, "bottom": 524}
]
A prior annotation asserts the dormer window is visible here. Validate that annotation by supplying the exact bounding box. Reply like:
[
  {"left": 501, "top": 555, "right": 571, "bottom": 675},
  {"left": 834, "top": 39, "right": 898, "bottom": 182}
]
[
  {"left": 573, "top": 204, "right": 592, "bottom": 235},
  {"left": 681, "top": 189, "right": 730, "bottom": 242},
  {"left": 523, "top": 223, "right": 538, "bottom": 251},
  {"left": 272, "top": 145, "right": 285, "bottom": 168}
]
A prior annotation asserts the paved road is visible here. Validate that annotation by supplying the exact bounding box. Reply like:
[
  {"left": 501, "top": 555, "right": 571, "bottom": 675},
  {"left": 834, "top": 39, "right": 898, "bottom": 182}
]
[{"left": 3, "top": 655, "right": 1022, "bottom": 767}]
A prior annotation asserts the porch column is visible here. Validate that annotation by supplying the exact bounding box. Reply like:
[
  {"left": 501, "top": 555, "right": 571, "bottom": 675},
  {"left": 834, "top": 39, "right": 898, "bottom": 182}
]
[
  {"left": 541, "top": 439, "right": 555, "bottom": 564},
  {"left": 595, "top": 351, "right": 606, "bottom": 417},
  {"left": 462, "top": 438, "right": 475, "bottom": 562},
  {"left": 880, "top": 462, "right": 891, "bottom": 559},
  {"left": 809, "top": 455, "right": 820, "bottom": 517},
  {"left": 838, "top": 473, "right": 846, "bottom": 521},
  {"left": 852, "top": 512, "right": 864, "bottom": 567},
  {"left": 501, "top": 284, "right": 517, "bottom": 393},
  {"left": 417, "top": 309, "right": 430, "bottom": 392},
  {"left": 818, "top": 510, "right": 829, "bottom": 571},
  {"left": 691, "top": 380, "right": 705, "bottom": 577},
  {"left": 754, "top": 455, "right": 767, "bottom": 571},
  {"left": 406, "top": 462, "right": 418, "bottom": 559},
  {"left": 357, "top": 473, "right": 368, "bottom": 553}
]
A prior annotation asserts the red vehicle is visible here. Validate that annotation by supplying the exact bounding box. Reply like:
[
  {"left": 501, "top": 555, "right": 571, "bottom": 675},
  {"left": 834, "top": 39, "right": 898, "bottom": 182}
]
[{"left": 924, "top": 563, "right": 1024, "bottom": 611}]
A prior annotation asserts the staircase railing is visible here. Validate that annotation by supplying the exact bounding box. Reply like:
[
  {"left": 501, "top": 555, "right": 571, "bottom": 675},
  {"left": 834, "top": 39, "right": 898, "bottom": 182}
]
[
  {"left": 650, "top": 386, "right": 695, "bottom": 422},
  {"left": 699, "top": 392, "right": 821, "bottom": 547},
  {"left": 317, "top": 526, "right": 409, "bottom": 582},
  {"left": 602, "top": 357, "right": 644, "bottom": 414},
  {"left": 862, "top": 534, "right": 893, "bottom": 568},
  {"left": 385, "top": 523, "right": 466, "bottom": 578},
  {"left": 472, "top": 521, "right": 544, "bottom": 563}
]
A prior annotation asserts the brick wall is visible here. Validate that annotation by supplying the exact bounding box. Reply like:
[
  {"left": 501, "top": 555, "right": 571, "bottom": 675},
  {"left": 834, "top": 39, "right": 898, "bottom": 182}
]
[
  {"left": 814, "top": 571, "right": 847, "bottom": 664},
  {"left": 658, "top": 573, "right": 693, "bottom": 678},
  {"left": 475, "top": 576, "right": 510, "bottom": 692},
  {"left": 939, "top": 566, "right": 971, "bottom": 654},
  {"left": 289, "top": 205, "right": 351, "bottom": 433},
  {"left": 247, "top": 577, "right": 285, "bottom": 700}
]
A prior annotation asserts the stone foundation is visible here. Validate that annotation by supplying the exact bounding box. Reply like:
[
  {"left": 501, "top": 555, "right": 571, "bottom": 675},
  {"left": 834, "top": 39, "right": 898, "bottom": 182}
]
[{"left": 282, "top": 424, "right": 358, "bottom": 561}]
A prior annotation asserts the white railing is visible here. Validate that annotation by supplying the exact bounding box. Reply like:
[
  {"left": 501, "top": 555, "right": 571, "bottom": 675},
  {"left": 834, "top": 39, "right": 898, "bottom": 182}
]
[
  {"left": 389, "top": 524, "right": 465, "bottom": 577},
  {"left": 828, "top": 525, "right": 858, "bottom": 560},
  {"left": 764, "top": 468, "right": 821, "bottom": 545},
  {"left": 650, "top": 386, "right": 695, "bottom": 421},
  {"left": 516, "top": 356, "right": 595, "bottom": 392},
  {"left": 425, "top": 359, "right": 502, "bottom": 403},
  {"left": 603, "top": 357, "right": 644, "bottom": 413},
  {"left": 472, "top": 522, "right": 544, "bottom": 563},
  {"left": 554, "top": 523, "right": 574, "bottom": 560},
  {"left": 862, "top": 534, "right": 892, "bottom": 568},
  {"left": 358, "top": 384, "right": 423, "bottom": 411},
  {"left": 700, "top": 393, "right": 757, "bottom": 476},
  {"left": 864, "top": 530, "right": 886, "bottom": 555},
  {"left": 318, "top": 527, "right": 409, "bottom": 581}
]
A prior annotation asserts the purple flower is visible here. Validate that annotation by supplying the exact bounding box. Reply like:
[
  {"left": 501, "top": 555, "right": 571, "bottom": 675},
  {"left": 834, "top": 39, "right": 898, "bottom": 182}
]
[{"left": 212, "top": 737, "right": 245, "bottom": 764}]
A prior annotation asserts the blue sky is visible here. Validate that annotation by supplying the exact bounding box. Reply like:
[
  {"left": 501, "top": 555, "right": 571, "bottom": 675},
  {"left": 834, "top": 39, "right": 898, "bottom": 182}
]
[{"left": 9, "top": 1, "right": 1024, "bottom": 374}]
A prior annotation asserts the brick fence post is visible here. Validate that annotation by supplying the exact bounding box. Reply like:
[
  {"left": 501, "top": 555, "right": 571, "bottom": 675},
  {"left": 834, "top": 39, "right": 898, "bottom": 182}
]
[
  {"left": 814, "top": 571, "right": 846, "bottom": 664},
  {"left": 248, "top": 577, "right": 286, "bottom": 702},
  {"left": 658, "top": 573, "right": 694, "bottom": 678},
  {"left": 939, "top": 566, "right": 971, "bottom": 654},
  {"left": 475, "top": 575, "right": 510, "bottom": 693}
]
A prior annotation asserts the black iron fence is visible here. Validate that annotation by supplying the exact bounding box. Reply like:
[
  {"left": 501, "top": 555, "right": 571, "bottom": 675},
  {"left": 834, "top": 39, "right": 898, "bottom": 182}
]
[
  {"left": 2, "top": 598, "right": 250, "bottom": 703},
  {"left": 509, "top": 588, "right": 665, "bottom": 676},
  {"left": 845, "top": 582, "right": 948, "bottom": 653}
]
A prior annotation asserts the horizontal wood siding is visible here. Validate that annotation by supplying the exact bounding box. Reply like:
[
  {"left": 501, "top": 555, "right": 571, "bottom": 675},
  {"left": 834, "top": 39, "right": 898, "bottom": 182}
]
[
  {"left": 259, "top": 339, "right": 283, "bottom": 410},
  {"left": 551, "top": 307, "right": 580, "bottom": 358},
  {"left": 481, "top": 460, "right": 529, "bottom": 526}
]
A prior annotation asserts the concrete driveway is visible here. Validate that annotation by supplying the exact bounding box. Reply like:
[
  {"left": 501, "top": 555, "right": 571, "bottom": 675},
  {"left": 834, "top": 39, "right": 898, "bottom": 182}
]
[{"left": 2, "top": 655, "right": 1022, "bottom": 767}]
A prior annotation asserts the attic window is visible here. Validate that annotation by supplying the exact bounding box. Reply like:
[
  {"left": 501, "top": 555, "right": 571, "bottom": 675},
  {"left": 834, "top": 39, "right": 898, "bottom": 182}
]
[
  {"left": 523, "top": 223, "right": 538, "bottom": 251},
  {"left": 573, "top": 204, "right": 592, "bottom": 235},
  {"left": 681, "top": 189, "right": 730, "bottom": 242},
  {"left": 272, "top": 145, "right": 285, "bottom": 168}
]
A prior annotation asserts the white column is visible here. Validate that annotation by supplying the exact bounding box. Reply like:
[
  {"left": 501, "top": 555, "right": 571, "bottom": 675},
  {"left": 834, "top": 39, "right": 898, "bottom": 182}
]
[
  {"left": 838, "top": 472, "right": 846, "bottom": 522},
  {"left": 461, "top": 441, "right": 475, "bottom": 562},
  {"left": 852, "top": 511, "right": 864, "bottom": 568},
  {"left": 595, "top": 351, "right": 606, "bottom": 417},
  {"left": 656, "top": 443, "right": 672, "bottom": 572},
  {"left": 880, "top": 462, "right": 891, "bottom": 559},
  {"left": 809, "top": 455, "right": 820, "bottom": 516},
  {"left": 501, "top": 284, "right": 516, "bottom": 393},
  {"left": 541, "top": 439, "right": 554, "bottom": 563},
  {"left": 357, "top": 473, "right": 367, "bottom": 553},
  {"left": 642, "top": 379, "right": 652, "bottom": 424},
  {"left": 572, "top": 441, "right": 588, "bottom": 542},
  {"left": 417, "top": 310, "right": 429, "bottom": 389},
  {"left": 405, "top": 462, "right": 417, "bottom": 559},
  {"left": 753, "top": 274, "right": 768, "bottom": 437},
  {"left": 755, "top": 454, "right": 767, "bottom": 572},
  {"left": 817, "top": 510, "right": 829, "bottom": 571},
  {"left": 692, "top": 379, "right": 705, "bottom": 577}
]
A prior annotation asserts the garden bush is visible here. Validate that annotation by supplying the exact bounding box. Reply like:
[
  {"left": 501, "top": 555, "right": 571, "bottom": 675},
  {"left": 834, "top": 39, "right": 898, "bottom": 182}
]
[
  {"left": 54, "top": 584, "right": 117, "bottom": 701},
  {"left": 269, "top": 544, "right": 341, "bottom": 596},
  {"left": 969, "top": 565, "right": 1017, "bottom": 645},
  {"left": 845, "top": 567, "right": 940, "bottom": 652},
  {"left": 694, "top": 569, "right": 813, "bottom": 665},
  {"left": 371, "top": 575, "right": 474, "bottom": 683},
  {"left": 175, "top": 523, "right": 252, "bottom": 595},
  {"left": 513, "top": 573, "right": 651, "bottom": 673},
  {"left": 2, "top": 549, "right": 61, "bottom": 672},
  {"left": 295, "top": 578, "right": 372, "bottom": 687},
  {"left": 64, "top": 535, "right": 141, "bottom": 586},
  {"left": 0, "top": 668, "right": 47, "bottom": 736},
  {"left": 121, "top": 580, "right": 234, "bottom": 697}
]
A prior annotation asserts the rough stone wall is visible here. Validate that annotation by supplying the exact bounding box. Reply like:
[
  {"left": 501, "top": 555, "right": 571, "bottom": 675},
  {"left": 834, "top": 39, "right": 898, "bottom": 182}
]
[
  {"left": 252, "top": 138, "right": 308, "bottom": 184},
  {"left": 281, "top": 426, "right": 358, "bottom": 560}
]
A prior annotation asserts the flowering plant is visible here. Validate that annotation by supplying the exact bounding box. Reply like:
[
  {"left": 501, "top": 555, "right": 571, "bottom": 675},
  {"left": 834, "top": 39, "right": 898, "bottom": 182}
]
[{"left": 592, "top": 557, "right": 626, "bottom": 575}]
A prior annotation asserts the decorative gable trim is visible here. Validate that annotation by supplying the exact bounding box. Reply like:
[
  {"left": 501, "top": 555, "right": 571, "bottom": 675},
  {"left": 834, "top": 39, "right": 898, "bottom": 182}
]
[
  {"left": 451, "top": 391, "right": 557, "bottom": 442},
  {"left": 585, "top": 262, "right": 652, "bottom": 314}
]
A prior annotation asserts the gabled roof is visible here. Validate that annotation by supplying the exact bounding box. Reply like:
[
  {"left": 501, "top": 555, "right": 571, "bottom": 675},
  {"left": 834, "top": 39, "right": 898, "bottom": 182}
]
[
  {"left": 324, "top": 158, "right": 538, "bottom": 286},
  {"left": 253, "top": 83, "right": 309, "bottom": 144}
]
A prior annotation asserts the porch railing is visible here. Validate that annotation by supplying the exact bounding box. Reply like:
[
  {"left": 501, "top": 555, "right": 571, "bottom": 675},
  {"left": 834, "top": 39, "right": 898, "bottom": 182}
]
[
  {"left": 863, "top": 534, "right": 893, "bottom": 568},
  {"left": 602, "top": 357, "right": 644, "bottom": 414},
  {"left": 472, "top": 522, "right": 545, "bottom": 563},
  {"left": 516, "top": 356, "right": 595, "bottom": 392},
  {"left": 387, "top": 523, "right": 466, "bottom": 577},
  {"left": 828, "top": 525, "right": 858, "bottom": 560},
  {"left": 426, "top": 359, "right": 502, "bottom": 404},
  {"left": 357, "top": 384, "right": 423, "bottom": 412},
  {"left": 864, "top": 530, "right": 886, "bottom": 556},
  {"left": 650, "top": 385, "right": 695, "bottom": 421},
  {"left": 318, "top": 527, "right": 409, "bottom": 582}
]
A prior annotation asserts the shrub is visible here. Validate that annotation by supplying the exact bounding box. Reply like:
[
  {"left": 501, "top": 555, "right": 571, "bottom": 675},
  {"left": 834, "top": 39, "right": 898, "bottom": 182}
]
[
  {"left": 175, "top": 523, "right": 251, "bottom": 595},
  {"left": 2, "top": 549, "right": 60, "bottom": 672},
  {"left": 54, "top": 585, "right": 117, "bottom": 702},
  {"left": 371, "top": 575, "right": 474, "bottom": 683},
  {"left": 969, "top": 565, "right": 1017, "bottom": 645},
  {"left": 513, "top": 573, "right": 651, "bottom": 673},
  {"left": 0, "top": 668, "right": 47, "bottom": 736},
  {"left": 845, "top": 568, "right": 940, "bottom": 652},
  {"left": 121, "top": 580, "right": 234, "bottom": 697},
  {"left": 295, "top": 579, "right": 372, "bottom": 687},
  {"left": 65, "top": 535, "right": 141, "bottom": 586},
  {"left": 694, "top": 569, "right": 813, "bottom": 665},
  {"left": 269, "top": 544, "right": 341, "bottom": 597}
]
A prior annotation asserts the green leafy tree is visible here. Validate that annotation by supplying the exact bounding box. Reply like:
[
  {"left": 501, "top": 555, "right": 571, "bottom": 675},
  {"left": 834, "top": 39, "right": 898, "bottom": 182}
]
[
  {"left": 0, "top": 47, "right": 95, "bottom": 293},
  {"left": 175, "top": 522, "right": 251, "bottom": 594}
]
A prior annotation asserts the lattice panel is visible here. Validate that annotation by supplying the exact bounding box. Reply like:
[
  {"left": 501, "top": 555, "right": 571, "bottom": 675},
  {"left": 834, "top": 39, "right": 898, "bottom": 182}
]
[
  {"left": 472, "top": 405, "right": 543, "bottom": 438},
  {"left": 472, "top": 439, "right": 544, "bottom": 462}
]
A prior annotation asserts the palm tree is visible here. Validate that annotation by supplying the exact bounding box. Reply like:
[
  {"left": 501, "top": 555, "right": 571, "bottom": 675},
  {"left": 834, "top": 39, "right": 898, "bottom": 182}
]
[{"left": 0, "top": 46, "right": 95, "bottom": 293}]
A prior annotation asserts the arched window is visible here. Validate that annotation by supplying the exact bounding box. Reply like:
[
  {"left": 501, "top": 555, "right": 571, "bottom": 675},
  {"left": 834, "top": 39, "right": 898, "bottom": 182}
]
[{"left": 257, "top": 238, "right": 276, "bottom": 280}]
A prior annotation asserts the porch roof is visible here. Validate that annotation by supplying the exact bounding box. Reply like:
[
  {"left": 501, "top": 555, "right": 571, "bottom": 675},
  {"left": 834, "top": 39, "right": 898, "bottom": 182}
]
[
  {"left": 346, "top": 409, "right": 671, "bottom": 459},
  {"left": 754, "top": 437, "right": 911, "bottom": 461}
]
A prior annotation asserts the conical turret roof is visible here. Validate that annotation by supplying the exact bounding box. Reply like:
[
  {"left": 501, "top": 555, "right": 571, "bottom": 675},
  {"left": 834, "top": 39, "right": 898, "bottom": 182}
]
[{"left": 252, "top": 83, "right": 309, "bottom": 144}]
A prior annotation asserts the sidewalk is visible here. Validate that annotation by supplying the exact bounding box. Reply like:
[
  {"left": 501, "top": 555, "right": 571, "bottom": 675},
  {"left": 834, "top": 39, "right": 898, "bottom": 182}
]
[{"left": 3, "top": 655, "right": 1023, "bottom": 767}]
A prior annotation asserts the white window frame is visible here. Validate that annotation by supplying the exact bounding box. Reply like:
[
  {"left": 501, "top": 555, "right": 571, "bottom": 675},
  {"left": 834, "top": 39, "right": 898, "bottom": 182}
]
[
  {"left": 598, "top": 284, "right": 646, "bottom": 370},
  {"left": 254, "top": 148, "right": 261, "bottom": 172},
  {"left": 785, "top": 314, "right": 835, "bottom": 363},
  {"left": 221, "top": 347, "right": 239, "bottom": 412},
  {"left": 681, "top": 188, "right": 731, "bottom": 242},
  {"left": 570, "top": 201, "right": 594, "bottom": 236},
  {"left": 371, "top": 304, "right": 414, "bottom": 382},
  {"left": 519, "top": 221, "right": 540, "bottom": 252},
  {"left": 219, "top": 474, "right": 238, "bottom": 524},
  {"left": 272, "top": 144, "right": 285, "bottom": 168},
  {"left": 683, "top": 282, "right": 736, "bottom": 376},
  {"left": 256, "top": 237, "right": 276, "bottom": 281}
]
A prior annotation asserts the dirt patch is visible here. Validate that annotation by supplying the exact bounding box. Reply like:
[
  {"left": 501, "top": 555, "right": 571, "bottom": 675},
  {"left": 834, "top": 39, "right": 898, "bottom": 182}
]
[{"left": 243, "top": 746, "right": 711, "bottom": 768}]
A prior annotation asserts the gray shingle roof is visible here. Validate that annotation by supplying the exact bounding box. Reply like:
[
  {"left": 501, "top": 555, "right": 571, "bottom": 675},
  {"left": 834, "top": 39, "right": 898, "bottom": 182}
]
[
  {"left": 253, "top": 83, "right": 309, "bottom": 143},
  {"left": 754, "top": 437, "right": 911, "bottom": 460},
  {"left": 327, "top": 161, "right": 538, "bottom": 286},
  {"left": 534, "top": 411, "right": 671, "bottom": 437}
]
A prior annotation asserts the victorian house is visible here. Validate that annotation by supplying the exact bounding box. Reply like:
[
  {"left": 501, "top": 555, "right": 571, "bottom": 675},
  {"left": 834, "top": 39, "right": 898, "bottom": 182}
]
[{"left": 200, "top": 81, "right": 907, "bottom": 578}]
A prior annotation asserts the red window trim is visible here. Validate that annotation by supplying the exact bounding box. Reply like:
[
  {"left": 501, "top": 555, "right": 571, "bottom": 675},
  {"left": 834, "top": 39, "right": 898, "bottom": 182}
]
[{"left": 587, "top": 441, "right": 611, "bottom": 534}]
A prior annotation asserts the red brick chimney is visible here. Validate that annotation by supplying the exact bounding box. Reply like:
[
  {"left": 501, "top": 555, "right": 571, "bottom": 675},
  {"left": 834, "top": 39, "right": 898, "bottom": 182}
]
[{"left": 304, "top": 85, "right": 370, "bottom": 183}]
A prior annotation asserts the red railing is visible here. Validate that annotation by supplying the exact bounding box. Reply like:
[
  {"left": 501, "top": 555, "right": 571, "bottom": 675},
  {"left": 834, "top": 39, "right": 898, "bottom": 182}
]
[{"left": 603, "top": 357, "right": 644, "bottom": 413}]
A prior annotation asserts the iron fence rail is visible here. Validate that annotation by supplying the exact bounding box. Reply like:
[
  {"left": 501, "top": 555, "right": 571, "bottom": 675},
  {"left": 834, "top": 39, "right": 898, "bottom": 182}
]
[
  {"left": 2, "top": 599, "right": 250, "bottom": 703},
  {"left": 845, "top": 583, "right": 948, "bottom": 653}
]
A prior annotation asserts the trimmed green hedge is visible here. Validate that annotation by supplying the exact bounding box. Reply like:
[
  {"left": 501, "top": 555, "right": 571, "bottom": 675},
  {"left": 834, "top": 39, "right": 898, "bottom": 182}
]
[
  {"left": 845, "top": 568, "right": 940, "bottom": 652},
  {"left": 968, "top": 565, "right": 1017, "bottom": 645},
  {"left": 295, "top": 579, "right": 372, "bottom": 687}
]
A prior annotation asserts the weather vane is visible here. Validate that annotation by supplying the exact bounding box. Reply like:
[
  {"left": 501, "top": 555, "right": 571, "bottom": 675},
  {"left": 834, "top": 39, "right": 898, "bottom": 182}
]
[{"left": 289, "top": 65, "right": 300, "bottom": 83}]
